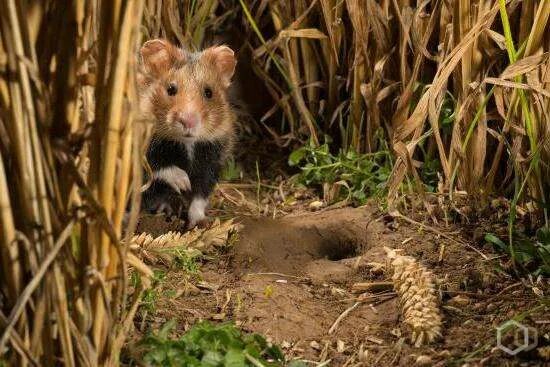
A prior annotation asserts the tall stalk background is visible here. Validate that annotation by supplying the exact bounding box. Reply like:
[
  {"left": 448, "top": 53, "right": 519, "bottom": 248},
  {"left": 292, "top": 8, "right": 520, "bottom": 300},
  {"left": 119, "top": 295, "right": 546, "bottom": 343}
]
[
  {"left": 0, "top": 0, "right": 548, "bottom": 366},
  {"left": 0, "top": 0, "right": 151, "bottom": 365},
  {"left": 235, "top": 0, "right": 549, "bottom": 218}
]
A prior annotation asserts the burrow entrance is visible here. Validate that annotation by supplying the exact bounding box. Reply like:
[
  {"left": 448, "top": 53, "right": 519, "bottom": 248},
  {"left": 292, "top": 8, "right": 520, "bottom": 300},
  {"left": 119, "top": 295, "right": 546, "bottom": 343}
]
[{"left": 231, "top": 209, "right": 373, "bottom": 277}]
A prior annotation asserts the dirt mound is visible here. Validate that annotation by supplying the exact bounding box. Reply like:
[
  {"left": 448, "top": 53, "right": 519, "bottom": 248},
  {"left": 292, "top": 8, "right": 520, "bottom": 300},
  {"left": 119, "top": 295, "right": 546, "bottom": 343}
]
[
  {"left": 232, "top": 208, "right": 371, "bottom": 276},
  {"left": 227, "top": 208, "right": 402, "bottom": 363}
]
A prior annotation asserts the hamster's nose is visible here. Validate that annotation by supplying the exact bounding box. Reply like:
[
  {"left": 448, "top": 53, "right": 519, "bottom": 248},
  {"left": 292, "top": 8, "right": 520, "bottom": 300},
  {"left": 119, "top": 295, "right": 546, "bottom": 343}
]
[{"left": 175, "top": 111, "right": 198, "bottom": 129}]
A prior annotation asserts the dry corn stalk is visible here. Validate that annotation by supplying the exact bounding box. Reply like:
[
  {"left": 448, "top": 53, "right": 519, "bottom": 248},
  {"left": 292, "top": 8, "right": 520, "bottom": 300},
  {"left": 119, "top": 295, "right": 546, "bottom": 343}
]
[
  {"left": 0, "top": 0, "right": 148, "bottom": 365},
  {"left": 130, "top": 219, "right": 241, "bottom": 265},
  {"left": 384, "top": 247, "right": 442, "bottom": 346},
  {"left": 539, "top": 346, "right": 550, "bottom": 361}
]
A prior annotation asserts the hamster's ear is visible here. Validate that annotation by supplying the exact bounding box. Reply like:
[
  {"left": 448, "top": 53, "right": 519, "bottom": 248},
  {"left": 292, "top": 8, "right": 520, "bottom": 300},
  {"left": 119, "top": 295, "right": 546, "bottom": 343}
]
[
  {"left": 203, "top": 45, "right": 236, "bottom": 87},
  {"left": 140, "top": 39, "right": 184, "bottom": 77}
]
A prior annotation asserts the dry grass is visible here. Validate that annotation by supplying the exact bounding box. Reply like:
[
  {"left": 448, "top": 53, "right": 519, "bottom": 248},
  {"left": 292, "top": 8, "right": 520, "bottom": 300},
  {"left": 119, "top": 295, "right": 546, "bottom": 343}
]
[{"left": 234, "top": 0, "right": 549, "bottom": 218}]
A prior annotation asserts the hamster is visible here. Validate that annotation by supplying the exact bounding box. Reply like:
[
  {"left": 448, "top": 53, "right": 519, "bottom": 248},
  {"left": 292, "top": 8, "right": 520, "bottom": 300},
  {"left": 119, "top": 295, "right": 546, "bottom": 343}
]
[{"left": 137, "top": 39, "right": 236, "bottom": 228}]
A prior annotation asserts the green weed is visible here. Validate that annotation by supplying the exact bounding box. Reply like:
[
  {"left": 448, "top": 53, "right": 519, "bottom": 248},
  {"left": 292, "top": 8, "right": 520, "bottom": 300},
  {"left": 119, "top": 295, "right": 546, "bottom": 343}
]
[
  {"left": 418, "top": 153, "right": 442, "bottom": 193},
  {"left": 136, "top": 320, "right": 306, "bottom": 367},
  {"left": 174, "top": 252, "right": 200, "bottom": 274},
  {"left": 485, "top": 227, "right": 550, "bottom": 276},
  {"left": 221, "top": 157, "right": 243, "bottom": 182},
  {"left": 439, "top": 92, "right": 456, "bottom": 134},
  {"left": 289, "top": 139, "right": 391, "bottom": 205},
  {"left": 142, "top": 270, "right": 166, "bottom": 314},
  {"left": 131, "top": 270, "right": 166, "bottom": 317}
]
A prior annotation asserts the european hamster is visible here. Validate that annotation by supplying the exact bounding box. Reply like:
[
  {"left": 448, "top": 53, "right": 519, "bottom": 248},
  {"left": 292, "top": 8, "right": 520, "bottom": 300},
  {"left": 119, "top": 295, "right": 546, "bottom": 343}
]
[{"left": 138, "top": 39, "right": 236, "bottom": 228}]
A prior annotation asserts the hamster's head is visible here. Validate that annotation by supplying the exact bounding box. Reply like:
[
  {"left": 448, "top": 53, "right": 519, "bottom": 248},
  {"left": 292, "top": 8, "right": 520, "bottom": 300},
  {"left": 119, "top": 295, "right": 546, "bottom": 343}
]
[{"left": 138, "top": 39, "right": 236, "bottom": 141}]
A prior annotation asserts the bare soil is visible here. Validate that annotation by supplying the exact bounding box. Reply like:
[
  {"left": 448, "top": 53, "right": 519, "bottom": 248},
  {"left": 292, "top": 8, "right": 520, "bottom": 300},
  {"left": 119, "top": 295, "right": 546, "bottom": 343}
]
[{"left": 134, "top": 204, "right": 550, "bottom": 366}]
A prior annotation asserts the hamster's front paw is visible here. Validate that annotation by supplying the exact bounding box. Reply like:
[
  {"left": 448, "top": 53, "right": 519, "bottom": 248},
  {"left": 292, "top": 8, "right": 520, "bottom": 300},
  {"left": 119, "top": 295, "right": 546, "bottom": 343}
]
[
  {"left": 153, "top": 166, "right": 191, "bottom": 194},
  {"left": 187, "top": 196, "right": 208, "bottom": 229},
  {"left": 141, "top": 180, "right": 185, "bottom": 218}
]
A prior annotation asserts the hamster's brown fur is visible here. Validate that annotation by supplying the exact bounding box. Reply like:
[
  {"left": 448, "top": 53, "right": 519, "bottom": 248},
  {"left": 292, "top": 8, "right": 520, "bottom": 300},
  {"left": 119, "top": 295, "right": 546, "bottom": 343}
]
[
  {"left": 138, "top": 40, "right": 236, "bottom": 146},
  {"left": 138, "top": 39, "right": 237, "bottom": 227}
]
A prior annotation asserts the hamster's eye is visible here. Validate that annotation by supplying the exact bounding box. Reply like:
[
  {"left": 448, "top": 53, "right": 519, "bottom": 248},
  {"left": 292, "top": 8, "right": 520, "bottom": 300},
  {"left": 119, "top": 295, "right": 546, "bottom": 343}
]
[
  {"left": 203, "top": 86, "right": 213, "bottom": 99},
  {"left": 167, "top": 83, "right": 178, "bottom": 96}
]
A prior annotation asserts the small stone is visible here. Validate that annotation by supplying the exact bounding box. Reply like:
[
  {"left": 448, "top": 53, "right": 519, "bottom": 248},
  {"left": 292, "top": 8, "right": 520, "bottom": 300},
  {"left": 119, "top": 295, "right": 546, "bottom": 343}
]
[
  {"left": 309, "top": 340, "right": 321, "bottom": 350},
  {"left": 415, "top": 355, "right": 432, "bottom": 366},
  {"left": 309, "top": 200, "right": 325, "bottom": 210}
]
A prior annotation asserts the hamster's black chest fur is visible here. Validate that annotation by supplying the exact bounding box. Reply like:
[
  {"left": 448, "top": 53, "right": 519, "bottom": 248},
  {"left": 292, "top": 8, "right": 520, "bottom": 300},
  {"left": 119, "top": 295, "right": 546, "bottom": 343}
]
[{"left": 142, "top": 137, "right": 226, "bottom": 216}]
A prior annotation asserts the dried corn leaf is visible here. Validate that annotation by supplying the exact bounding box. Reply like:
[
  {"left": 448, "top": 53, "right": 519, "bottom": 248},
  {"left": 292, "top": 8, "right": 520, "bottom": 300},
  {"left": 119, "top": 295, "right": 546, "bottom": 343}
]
[{"left": 279, "top": 28, "right": 327, "bottom": 39}]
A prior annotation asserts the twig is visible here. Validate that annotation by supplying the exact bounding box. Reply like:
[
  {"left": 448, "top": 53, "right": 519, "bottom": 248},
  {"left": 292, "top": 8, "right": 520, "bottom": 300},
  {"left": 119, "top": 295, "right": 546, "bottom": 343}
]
[
  {"left": 357, "top": 292, "right": 397, "bottom": 303},
  {"left": 391, "top": 211, "right": 489, "bottom": 259},
  {"left": 492, "top": 281, "right": 522, "bottom": 298},
  {"left": 328, "top": 302, "right": 361, "bottom": 334},
  {"left": 351, "top": 281, "right": 393, "bottom": 293}
]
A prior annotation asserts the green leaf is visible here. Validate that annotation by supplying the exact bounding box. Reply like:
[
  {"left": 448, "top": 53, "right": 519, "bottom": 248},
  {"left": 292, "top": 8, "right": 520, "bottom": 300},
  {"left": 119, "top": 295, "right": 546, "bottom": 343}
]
[
  {"left": 484, "top": 233, "right": 506, "bottom": 251},
  {"left": 288, "top": 148, "right": 306, "bottom": 166},
  {"left": 202, "top": 350, "right": 224, "bottom": 366},
  {"left": 221, "top": 158, "right": 242, "bottom": 181},
  {"left": 537, "top": 228, "right": 550, "bottom": 245},
  {"left": 224, "top": 349, "right": 245, "bottom": 367},
  {"left": 537, "top": 265, "right": 550, "bottom": 275},
  {"left": 136, "top": 322, "right": 289, "bottom": 367}
]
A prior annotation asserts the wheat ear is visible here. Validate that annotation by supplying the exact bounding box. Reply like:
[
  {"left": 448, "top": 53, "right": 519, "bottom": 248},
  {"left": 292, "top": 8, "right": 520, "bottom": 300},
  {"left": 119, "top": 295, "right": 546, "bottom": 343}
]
[
  {"left": 129, "top": 219, "right": 240, "bottom": 264},
  {"left": 385, "top": 247, "right": 442, "bottom": 346}
]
